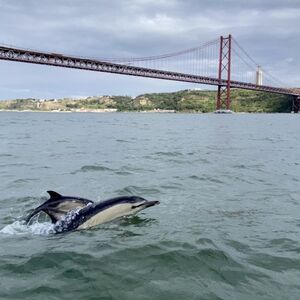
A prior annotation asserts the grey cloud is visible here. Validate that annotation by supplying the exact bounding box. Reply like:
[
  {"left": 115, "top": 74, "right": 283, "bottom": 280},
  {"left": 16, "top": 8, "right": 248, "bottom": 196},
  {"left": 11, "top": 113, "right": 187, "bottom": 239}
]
[{"left": 0, "top": 0, "right": 299, "bottom": 99}]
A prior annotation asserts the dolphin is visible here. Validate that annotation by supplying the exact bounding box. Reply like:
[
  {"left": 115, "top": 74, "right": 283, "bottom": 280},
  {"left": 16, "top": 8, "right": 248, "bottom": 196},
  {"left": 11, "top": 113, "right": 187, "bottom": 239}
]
[
  {"left": 26, "top": 191, "right": 160, "bottom": 233},
  {"left": 25, "top": 191, "right": 94, "bottom": 224}
]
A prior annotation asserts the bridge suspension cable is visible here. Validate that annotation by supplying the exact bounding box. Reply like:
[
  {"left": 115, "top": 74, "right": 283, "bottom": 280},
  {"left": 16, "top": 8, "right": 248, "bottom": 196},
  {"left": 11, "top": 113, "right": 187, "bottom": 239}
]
[
  {"left": 96, "top": 38, "right": 220, "bottom": 79},
  {"left": 93, "top": 36, "right": 287, "bottom": 89},
  {"left": 0, "top": 37, "right": 287, "bottom": 88},
  {"left": 0, "top": 34, "right": 299, "bottom": 112},
  {"left": 232, "top": 37, "right": 287, "bottom": 87}
]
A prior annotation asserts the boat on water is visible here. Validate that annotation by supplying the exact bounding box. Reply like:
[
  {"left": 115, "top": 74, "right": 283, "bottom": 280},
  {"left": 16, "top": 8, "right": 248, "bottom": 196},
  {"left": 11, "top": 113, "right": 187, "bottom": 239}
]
[{"left": 214, "top": 109, "right": 233, "bottom": 114}]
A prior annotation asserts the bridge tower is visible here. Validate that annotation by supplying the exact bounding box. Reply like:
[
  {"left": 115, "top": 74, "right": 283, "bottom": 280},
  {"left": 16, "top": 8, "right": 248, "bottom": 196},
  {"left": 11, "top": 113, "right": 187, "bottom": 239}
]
[
  {"left": 216, "top": 34, "right": 232, "bottom": 112},
  {"left": 256, "top": 66, "right": 263, "bottom": 85},
  {"left": 293, "top": 96, "right": 300, "bottom": 113}
]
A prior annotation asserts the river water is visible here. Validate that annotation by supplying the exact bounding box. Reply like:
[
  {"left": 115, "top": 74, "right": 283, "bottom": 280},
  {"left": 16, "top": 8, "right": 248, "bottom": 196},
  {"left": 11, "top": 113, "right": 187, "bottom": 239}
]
[{"left": 0, "top": 112, "right": 299, "bottom": 299}]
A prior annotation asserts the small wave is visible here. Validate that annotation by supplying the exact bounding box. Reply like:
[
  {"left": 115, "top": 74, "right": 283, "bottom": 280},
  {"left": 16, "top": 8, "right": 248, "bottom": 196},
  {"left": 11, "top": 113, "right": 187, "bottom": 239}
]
[
  {"left": 56, "top": 140, "right": 69, "bottom": 143},
  {"left": 232, "top": 163, "right": 265, "bottom": 170},
  {"left": 0, "top": 163, "right": 32, "bottom": 167},
  {"left": 72, "top": 165, "right": 114, "bottom": 174},
  {"left": 114, "top": 171, "right": 132, "bottom": 175},
  {"left": 195, "top": 158, "right": 210, "bottom": 164},
  {"left": 121, "top": 215, "right": 157, "bottom": 228},
  {"left": 154, "top": 151, "right": 183, "bottom": 157},
  {"left": 159, "top": 184, "right": 182, "bottom": 190},
  {"left": 187, "top": 152, "right": 195, "bottom": 156},
  {"left": 265, "top": 238, "right": 300, "bottom": 253},
  {"left": 9, "top": 178, "right": 38, "bottom": 186},
  {"left": 115, "top": 139, "right": 131, "bottom": 143},
  {"left": 188, "top": 175, "right": 223, "bottom": 184},
  {"left": 0, "top": 220, "right": 54, "bottom": 236},
  {"left": 189, "top": 175, "right": 201, "bottom": 180},
  {"left": 116, "top": 165, "right": 154, "bottom": 174},
  {"left": 247, "top": 252, "right": 300, "bottom": 272},
  {"left": 0, "top": 153, "right": 13, "bottom": 157},
  {"left": 115, "top": 185, "right": 161, "bottom": 196}
]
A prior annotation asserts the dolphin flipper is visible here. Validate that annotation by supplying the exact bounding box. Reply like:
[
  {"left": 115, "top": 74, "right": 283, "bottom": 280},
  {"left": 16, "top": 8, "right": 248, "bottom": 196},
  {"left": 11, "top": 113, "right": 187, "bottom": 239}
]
[{"left": 26, "top": 191, "right": 94, "bottom": 223}]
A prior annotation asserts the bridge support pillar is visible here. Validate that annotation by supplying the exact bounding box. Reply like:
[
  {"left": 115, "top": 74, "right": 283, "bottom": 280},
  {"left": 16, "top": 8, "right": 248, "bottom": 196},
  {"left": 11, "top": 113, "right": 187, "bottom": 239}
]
[
  {"left": 216, "top": 34, "right": 232, "bottom": 112},
  {"left": 293, "top": 96, "right": 300, "bottom": 113}
]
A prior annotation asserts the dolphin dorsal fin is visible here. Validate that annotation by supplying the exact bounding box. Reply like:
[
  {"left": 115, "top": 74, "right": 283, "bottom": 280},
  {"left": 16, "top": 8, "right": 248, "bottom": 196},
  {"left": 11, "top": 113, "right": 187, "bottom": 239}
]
[{"left": 47, "top": 190, "right": 62, "bottom": 200}]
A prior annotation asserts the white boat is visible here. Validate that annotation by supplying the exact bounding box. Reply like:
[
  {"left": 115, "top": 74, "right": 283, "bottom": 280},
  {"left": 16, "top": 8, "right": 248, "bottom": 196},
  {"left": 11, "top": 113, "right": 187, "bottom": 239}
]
[{"left": 214, "top": 109, "right": 233, "bottom": 114}]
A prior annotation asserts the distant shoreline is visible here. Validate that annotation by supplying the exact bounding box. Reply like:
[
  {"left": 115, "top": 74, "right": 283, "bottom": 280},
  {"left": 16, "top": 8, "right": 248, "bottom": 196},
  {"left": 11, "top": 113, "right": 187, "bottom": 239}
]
[
  {"left": 0, "top": 109, "right": 293, "bottom": 115},
  {"left": 0, "top": 108, "right": 177, "bottom": 113},
  {"left": 0, "top": 89, "right": 294, "bottom": 113}
]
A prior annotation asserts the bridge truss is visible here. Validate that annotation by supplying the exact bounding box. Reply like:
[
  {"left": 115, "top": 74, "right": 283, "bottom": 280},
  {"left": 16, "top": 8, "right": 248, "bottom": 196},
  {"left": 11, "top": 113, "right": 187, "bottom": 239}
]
[{"left": 0, "top": 35, "right": 299, "bottom": 112}]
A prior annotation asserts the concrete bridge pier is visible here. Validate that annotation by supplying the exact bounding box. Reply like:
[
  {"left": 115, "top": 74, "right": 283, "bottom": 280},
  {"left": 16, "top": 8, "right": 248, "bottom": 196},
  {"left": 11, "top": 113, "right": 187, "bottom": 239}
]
[{"left": 293, "top": 96, "right": 300, "bottom": 113}]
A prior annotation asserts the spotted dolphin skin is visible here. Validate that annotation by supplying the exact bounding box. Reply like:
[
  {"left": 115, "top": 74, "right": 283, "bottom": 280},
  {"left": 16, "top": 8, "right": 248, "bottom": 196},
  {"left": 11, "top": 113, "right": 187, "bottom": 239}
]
[{"left": 26, "top": 191, "right": 160, "bottom": 233}]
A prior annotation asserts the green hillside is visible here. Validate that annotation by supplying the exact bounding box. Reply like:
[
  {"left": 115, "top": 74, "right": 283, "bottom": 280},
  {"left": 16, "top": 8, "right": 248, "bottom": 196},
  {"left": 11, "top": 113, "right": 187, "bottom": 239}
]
[{"left": 0, "top": 89, "right": 293, "bottom": 113}]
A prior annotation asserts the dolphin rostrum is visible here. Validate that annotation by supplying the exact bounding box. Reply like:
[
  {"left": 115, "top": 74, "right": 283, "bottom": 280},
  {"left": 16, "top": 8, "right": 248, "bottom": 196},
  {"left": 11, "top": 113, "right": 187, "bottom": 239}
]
[{"left": 26, "top": 191, "right": 160, "bottom": 233}]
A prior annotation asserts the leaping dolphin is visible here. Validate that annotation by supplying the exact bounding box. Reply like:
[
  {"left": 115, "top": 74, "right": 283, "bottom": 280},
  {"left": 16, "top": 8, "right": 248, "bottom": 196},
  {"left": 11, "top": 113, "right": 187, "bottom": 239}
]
[{"left": 26, "top": 191, "right": 160, "bottom": 233}]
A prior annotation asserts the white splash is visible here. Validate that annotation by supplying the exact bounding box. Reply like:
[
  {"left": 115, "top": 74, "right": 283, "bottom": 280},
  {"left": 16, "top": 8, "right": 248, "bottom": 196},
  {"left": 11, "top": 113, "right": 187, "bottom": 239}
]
[
  {"left": 0, "top": 220, "right": 55, "bottom": 236},
  {"left": 1, "top": 205, "right": 90, "bottom": 236},
  {"left": 54, "top": 207, "right": 82, "bottom": 233}
]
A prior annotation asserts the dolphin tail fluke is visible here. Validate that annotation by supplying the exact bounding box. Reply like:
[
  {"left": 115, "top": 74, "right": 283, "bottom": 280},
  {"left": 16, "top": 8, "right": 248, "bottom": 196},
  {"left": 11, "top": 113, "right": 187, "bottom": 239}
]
[{"left": 25, "top": 203, "right": 48, "bottom": 223}]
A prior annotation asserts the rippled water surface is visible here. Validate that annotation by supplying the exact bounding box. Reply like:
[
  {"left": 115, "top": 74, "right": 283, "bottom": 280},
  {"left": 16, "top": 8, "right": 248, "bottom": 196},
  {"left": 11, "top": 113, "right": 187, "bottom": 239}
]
[{"left": 0, "top": 112, "right": 299, "bottom": 299}]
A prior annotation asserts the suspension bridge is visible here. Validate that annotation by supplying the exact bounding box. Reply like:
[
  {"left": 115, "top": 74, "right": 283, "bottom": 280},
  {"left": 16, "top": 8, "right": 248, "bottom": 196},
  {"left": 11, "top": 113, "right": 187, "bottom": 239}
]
[{"left": 0, "top": 35, "right": 299, "bottom": 112}]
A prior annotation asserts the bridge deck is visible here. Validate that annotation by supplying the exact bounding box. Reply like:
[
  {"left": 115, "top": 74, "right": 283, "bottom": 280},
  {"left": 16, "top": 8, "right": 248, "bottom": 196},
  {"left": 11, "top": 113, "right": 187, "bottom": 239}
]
[{"left": 0, "top": 46, "right": 299, "bottom": 97}]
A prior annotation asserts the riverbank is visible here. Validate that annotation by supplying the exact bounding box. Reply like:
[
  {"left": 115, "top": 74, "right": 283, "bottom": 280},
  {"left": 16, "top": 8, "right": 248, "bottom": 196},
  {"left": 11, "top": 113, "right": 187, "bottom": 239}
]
[
  {"left": 0, "top": 108, "right": 177, "bottom": 113},
  {"left": 0, "top": 89, "right": 293, "bottom": 113}
]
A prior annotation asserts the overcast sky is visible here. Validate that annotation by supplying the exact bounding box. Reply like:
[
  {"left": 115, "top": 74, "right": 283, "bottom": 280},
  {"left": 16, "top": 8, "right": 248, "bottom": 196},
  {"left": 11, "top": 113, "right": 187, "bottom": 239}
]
[{"left": 0, "top": 0, "right": 299, "bottom": 99}]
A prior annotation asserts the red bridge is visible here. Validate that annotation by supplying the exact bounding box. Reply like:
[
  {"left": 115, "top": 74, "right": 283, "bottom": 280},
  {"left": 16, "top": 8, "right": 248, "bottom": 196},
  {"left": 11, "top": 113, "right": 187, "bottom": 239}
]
[{"left": 1, "top": 35, "right": 299, "bottom": 112}]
